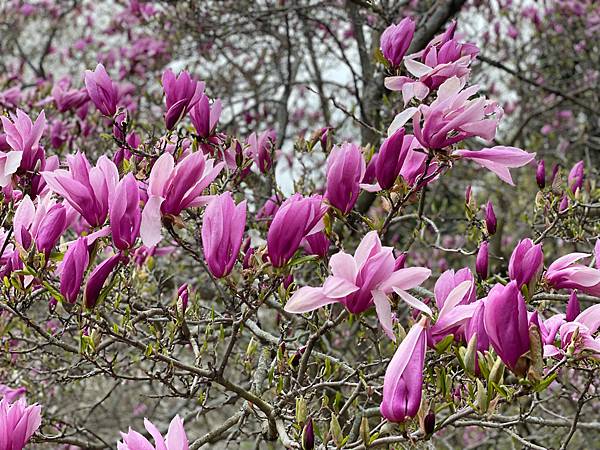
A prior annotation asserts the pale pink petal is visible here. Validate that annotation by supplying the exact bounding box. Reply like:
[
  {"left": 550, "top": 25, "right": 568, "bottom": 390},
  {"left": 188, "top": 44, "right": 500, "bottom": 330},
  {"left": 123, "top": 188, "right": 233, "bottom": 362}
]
[
  {"left": 140, "top": 196, "right": 165, "bottom": 247},
  {"left": 404, "top": 59, "right": 433, "bottom": 78},
  {"left": 329, "top": 252, "right": 357, "bottom": 282},
  {"left": 575, "top": 304, "right": 600, "bottom": 334},
  {"left": 393, "top": 288, "right": 433, "bottom": 317},
  {"left": 373, "top": 290, "right": 396, "bottom": 341},
  {"left": 439, "top": 281, "right": 473, "bottom": 318},
  {"left": 322, "top": 276, "right": 359, "bottom": 298},
  {"left": 166, "top": 415, "right": 189, "bottom": 450},
  {"left": 387, "top": 107, "right": 418, "bottom": 137},
  {"left": 284, "top": 287, "right": 338, "bottom": 313},
  {"left": 379, "top": 267, "right": 431, "bottom": 293}
]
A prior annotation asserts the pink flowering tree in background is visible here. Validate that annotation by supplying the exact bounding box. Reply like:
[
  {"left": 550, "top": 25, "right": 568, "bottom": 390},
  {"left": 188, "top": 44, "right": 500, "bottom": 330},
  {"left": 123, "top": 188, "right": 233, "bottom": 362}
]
[{"left": 0, "top": 0, "right": 599, "bottom": 449}]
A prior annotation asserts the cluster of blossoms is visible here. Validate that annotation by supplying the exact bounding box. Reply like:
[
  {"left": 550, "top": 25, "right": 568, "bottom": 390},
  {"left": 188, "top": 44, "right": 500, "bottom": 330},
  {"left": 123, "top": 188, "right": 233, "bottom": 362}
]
[{"left": 0, "top": 4, "right": 598, "bottom": 448}]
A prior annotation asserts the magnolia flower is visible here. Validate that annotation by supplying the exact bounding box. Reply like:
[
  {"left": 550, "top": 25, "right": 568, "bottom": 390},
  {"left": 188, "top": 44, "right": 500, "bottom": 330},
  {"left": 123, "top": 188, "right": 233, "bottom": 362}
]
[
  {"left": 384, "top": 22, "right": 478, "bottom": 104},
  {"left": 201, "top": 192, "right": 246, "bottom": 278},
  {"left": 118, "top": 415, "right": 189, "bottom": 450},
  {"left": 568, "top": 160, "right": 584, "bottom": 193},
  {"left": 59, "top": 237, "right": 89, "bottom": 303},
  {"left": 380, "top": 317, "right": 428, "bottom": 422},
  {"left": 387, "top": 77, "right": 535, "bottom": 185},
  {"left": 430, "top": 280, "right": 476, "bottom": 342},
  {"left": 162, "top": 69, "right": 204, "bottom": 130},
  {"left": 546, "top": 253, "right": 600, "bottom": 297},
  {"left": 544, "top": 305, "right": 600, "bottom": 358},
  {"left": 0, "top": 397, "right": 42, "bottom": 450},
  {"left": 1, "top": 108, "right": 46, "bottom": 173},
  {"left": 190, "top": 94, "right": 221, "bottom": 138},
  {"left": 246, "top": 130, "right": 276, "bottom": 173},
  {"left": 52, "top": 78, "right": 89, "bottom": 112},
  {"left": 508, "top": 239, "right": 543, "bottom": 288},
  {"left": 380, "top": 17, "right": 415, "bottom": 67},
  {"left": 0, "top": 385, "right": 26, "bottom": 403},
  {"left": 13, "top": 194, "right": 67, "bottom": 256},
  {"left": 267, "top": 194, "right": 327, "bottom": 268},
  {"left": 324, "top": 143, "right": 365, "bottom": 214},
  {"left": 140, "top": 151, "right": 224, "bottom": 247},
  {"left": 42, "top": 152, "right": 119, "bottom": 228},
  {"left": 84, "top": 63, "right": 120, "bottom": 116},
  {"left": 109, "top": 174, "right": 142, "bottom": 250},
  {"left": 483, "top": 281, "right": 530, "bottom": 372},
  {"left": 284, "top": 231, "right": 431, "bottom": 341}
]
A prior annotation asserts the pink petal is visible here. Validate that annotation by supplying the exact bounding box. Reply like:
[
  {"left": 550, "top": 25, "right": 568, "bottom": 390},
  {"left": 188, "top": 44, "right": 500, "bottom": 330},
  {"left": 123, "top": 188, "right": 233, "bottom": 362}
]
[
  {"left": 284, "top": 287, "right": 338, "bottom": 314},
  {"left": 373, "top": 290, "right": 396, "bottom": 341},
  {"left": 140, "top": 196, "right": 165, "bottom": 247},
  {"left": 393, "top": 288, "right": 433, "bottom": 317}
]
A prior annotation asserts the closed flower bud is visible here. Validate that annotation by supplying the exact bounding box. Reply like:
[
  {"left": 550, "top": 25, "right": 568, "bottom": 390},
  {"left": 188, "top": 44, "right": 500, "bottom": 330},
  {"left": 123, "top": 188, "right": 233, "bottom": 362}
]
[
  {"left": 475, "top": 241, "right": 488, "bottom": 280},
  {"left": 84, "top": 253, "right": 122, "bottom": 309},
  {"left": 201, "top": 192, "right": 246, "bottom": 278},
  {"left": 484, "top": 201, "right": 496, "bottom": 235},
  {"left": 566, "top": 290, "right": 581, "bottom": 322},
  {"left": 302, "top": 417, "right": 315, "bottom": 450},
  {"left": 324, "top": 143, "right": 365, "bottom": 215},
  {"left": 568, "top": 160, "right": 584, "bottom": 193},
  {"left": 380, "top": 17, "right": 416, "bottom": 67},
  {"left": 59, "top": 237, "right": 89, "bottom": 304},
  {"left": 375, "top": 127, "right": 409, "bottom": 190},
  {"left": 536, "top": 159, "right": 545, "bottom": 189},
  {"left": 424, "top": 411, "right": 436, "bottom": 435},
  {"left": 109, "top": 173, "right": 141, "bottom": 250}
]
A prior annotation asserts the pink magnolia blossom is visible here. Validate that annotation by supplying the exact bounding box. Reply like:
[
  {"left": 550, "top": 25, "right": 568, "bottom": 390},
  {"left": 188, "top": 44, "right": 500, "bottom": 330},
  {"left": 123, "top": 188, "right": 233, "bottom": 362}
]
[
  {"left": 246, "top": 130, "right": 276, "bottom": 173},
  {"left": 380, "top": 316, "right": 428, "bottom": 422},
  {"left": 42, "top": 152, "right": 119, "bottom": 227},
  {"left": 544, "top": 305, "right": 600, "bottom": 358},
  {"left": 284, "top": 231, "right": 431, "bottom": 341},
  {"left": 384, "top": 22, "right": 478, "bottom": 104},
  {"left": 483, "top": 281, "right": 530, "bottom": 372},
  {"left": 201, "top": 192, "right": 247, "bottom": 278},
  {"left": 546, "top": 253, "right": 600, "bottom": 297},
  {"left": 118, "top": 415, "right": 189, "bottom": 450},
  {"left": 453, "top": 147, "right": 536, "bottom": 186},
  {"left": 162, "top": 69, "right": 204, "bottom": 130},
  {"left": 0, "top": 397, "right": 42, "bottom": 450},
  {"left": 324, "top": 142, "right": 365, "bottom": 214},
  {"left": 267, "top": 194, "right": 327, "bottom": 267},
  {"left": 140, "top": 152, "right": 224, "bottom": 247},
  {"left": 1, "top": 108, "right": 46, "bottom": 173},
  {"left": 190, "top": 94, "right": 222, "bottom": 139},
  {"left": 380, "top": 17, "right": 415, "bottom": 67},
  {"left": 84, "top": 63, "right": 120, "bottom": 116}
]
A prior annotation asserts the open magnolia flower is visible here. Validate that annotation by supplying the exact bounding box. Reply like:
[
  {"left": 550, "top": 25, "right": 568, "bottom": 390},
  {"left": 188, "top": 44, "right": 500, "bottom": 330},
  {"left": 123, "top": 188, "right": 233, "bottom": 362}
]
[
  {"left": 284, "top": 231, "right": 431, "bottom": 341},
  {"left": 387, "top": 77, "right": 536, "bottom": 185}
]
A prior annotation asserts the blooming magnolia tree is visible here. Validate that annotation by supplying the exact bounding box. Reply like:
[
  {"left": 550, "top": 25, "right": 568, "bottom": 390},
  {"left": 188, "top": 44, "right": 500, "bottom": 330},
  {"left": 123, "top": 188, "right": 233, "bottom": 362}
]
[{"left": 0, "top": 0, "right": 599, "bottom": 449}]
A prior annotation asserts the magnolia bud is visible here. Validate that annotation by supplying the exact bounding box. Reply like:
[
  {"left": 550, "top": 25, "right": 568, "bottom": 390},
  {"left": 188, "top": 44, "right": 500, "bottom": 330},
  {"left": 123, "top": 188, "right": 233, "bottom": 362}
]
[
  {"left": 536, "top": 159, "right": 545, "bottom": 189},
  {"left": 476, "top": 241, "right": 489, "bottom": 280},
  {"left": 424, "top": 411, "right": 436, "bottom": 435},
  {"left": 302, "top": 417, "right": 314, "bottom": 450},
  {"left": 485, "top": 201, "right": 497, "bottom": 235}
]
